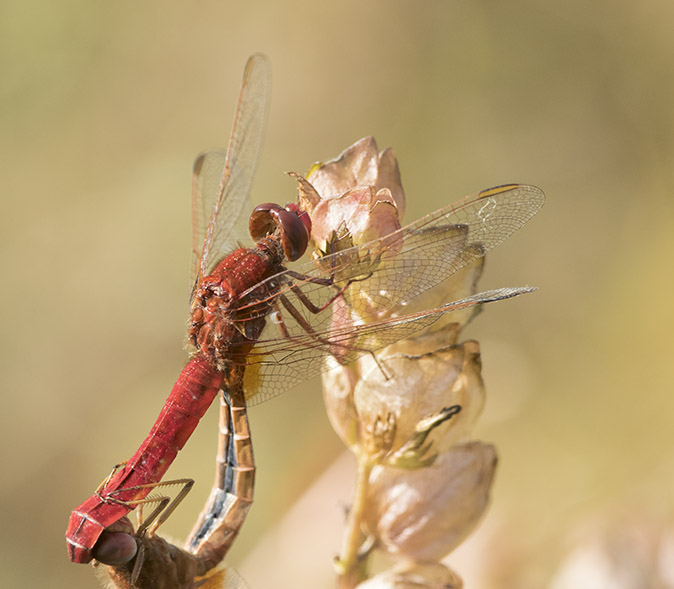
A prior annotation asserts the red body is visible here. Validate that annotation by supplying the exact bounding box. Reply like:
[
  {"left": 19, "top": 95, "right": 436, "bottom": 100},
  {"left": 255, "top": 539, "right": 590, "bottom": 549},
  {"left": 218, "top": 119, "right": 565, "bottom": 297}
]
[
  {"left": 190, "top": 245, "right": 282, "bottom": 369},
  {"left": 66, "top": 246, "right": 281, "bottom": 563},
  {"left": 66, "top": 355, "right": 222, "bottom": 563}
]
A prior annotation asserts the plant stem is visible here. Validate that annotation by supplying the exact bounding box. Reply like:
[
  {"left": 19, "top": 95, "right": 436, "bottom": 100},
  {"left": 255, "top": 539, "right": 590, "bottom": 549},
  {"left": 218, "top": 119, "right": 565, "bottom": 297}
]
[{"left": 336, "top": 453, "right": 374, "bottom": 589}]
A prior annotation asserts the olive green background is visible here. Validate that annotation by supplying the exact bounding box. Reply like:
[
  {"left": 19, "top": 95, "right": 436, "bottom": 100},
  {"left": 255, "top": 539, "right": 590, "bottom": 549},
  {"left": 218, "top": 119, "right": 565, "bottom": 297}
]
[{"left": 2, "top": 1, "right": 673, "bottom": 587}]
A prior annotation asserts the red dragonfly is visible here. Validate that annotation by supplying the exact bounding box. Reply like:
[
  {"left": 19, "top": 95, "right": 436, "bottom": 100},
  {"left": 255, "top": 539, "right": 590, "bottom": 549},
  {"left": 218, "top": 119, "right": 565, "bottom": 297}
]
[
  {"left": 66, "top": 52, "right": 545, "bottom": 573},
  {"left": 65, "top": 54, "right": 282, "bottom": 569}
]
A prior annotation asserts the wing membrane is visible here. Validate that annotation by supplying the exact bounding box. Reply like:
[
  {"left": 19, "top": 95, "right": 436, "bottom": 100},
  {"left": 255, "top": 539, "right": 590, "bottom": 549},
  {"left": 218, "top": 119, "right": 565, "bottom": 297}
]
[
  {"left": 242, "top": 286, "right": 535, "bottom": 404},
  {"left": 191, "top": 54, "right": 271, "bottom": 291},
  {"left": 236, "top": 183, "right": 544, "bottom": 340}
]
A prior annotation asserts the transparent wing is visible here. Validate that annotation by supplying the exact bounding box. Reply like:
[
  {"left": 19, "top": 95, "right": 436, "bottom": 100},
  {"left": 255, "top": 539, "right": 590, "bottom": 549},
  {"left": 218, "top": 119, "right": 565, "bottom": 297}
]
[
  {"left": 196, "top": 565, "right": 250, "bottom": 589},
  {"left": 191, "top": 54, "right": 271, "bottom": 292},
  {"left": 242, "top": 286, "right": 535, "bottom": 404},
  {"left": 236, "top": 182, "right": 544, "bottom": 337},
  {"left": 191, "top": 148, "right": 226, "bottom": 282},
  {"left": 232, "top": 183, "right": 543, "bottom": 403}
]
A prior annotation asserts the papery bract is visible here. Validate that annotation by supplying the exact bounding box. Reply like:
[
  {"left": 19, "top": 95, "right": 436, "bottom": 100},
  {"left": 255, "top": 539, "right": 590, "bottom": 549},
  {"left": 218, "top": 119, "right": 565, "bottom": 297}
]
[
  {"left": 365, "top": 441, "right": 497, "bottom": 562},
  {"left": 356, "top": 561, "right": 463, "bottom": 589},
  {"left": 294, "top": 174, "right": 403, "bottom": 273},
  {"left": 322, "top": 257, "right": 485, "bottom": 450},
  {"left": 294, "top": 137, "right": 406, "bottom": 270},
  {"left": 304, "top": 136, "right": 405, "bottom": 214},
  {"left": 355, "top": 337, "right": 485, "bottom": 455}
]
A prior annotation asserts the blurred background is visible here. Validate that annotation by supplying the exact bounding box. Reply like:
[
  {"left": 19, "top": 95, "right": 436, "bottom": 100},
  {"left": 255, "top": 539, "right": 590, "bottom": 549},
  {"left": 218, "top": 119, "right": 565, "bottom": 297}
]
[{"left": 2, "top": 1, "right": 673, "bottom": 587}]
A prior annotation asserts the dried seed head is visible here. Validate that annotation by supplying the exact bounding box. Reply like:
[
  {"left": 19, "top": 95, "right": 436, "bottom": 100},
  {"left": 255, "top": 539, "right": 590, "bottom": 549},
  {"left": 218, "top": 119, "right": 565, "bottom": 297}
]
[
  {"left": 304, "top": 136, "right": 406, "bottom": 215},
  {"left": 354, "top": 336, "right": 485, "bottom": 456},
  {"left": 293, "top": 137, "right": 406, "bottom": 262},
  {"left": 322, "top": 254, "right": 486, "bottom": 453},
  {"left": 365, "top": 441, "right": 498, "bottom": 562},
  {"left": 322, "top": 356, "right": 361, "bottom": 449},
  {"left": 356, "top": 561, "right": 463, "bottom": 588},
  {"left": 322, "top": 326, "right": 485, "bottom": 455},
  {"left": 299, "top": 181, "right": 403, "bottom": 260}
]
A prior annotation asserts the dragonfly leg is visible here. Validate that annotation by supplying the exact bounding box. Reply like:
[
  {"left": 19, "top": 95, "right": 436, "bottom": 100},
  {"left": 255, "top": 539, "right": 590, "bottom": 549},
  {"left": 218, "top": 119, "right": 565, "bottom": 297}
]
[
  {"left": 285, "top": 268, "right": 373, "bottom": 314},
  {"left": 125, "top": 478, "right": 191, "bottom": 587},
  {"left": 95, "top": 461, "right": 128, "bottom": 496},
  {"left": 129, "top": 539, "right": 145, "bottom": 585},
  {"left": 274, "top": 292, "right": 381, "bottom": 367},
  {"left": 91, "top": 477, "right": 194, "bottom": 576},
  {"left": 99, "top": 478, "right": 194, "bottom": 537}
]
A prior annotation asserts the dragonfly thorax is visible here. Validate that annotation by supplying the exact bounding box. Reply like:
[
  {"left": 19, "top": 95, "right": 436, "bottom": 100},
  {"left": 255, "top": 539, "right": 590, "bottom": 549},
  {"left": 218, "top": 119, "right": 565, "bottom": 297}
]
[{"left": 189, "top": 244, "right": 284, "bottom": 370}]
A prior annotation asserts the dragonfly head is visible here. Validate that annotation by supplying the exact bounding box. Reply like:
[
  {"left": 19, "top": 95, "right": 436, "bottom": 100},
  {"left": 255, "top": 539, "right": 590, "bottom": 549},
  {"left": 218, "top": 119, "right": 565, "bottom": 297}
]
[{"left": 249, "top": 202, "right": 311, "bottom": 261}]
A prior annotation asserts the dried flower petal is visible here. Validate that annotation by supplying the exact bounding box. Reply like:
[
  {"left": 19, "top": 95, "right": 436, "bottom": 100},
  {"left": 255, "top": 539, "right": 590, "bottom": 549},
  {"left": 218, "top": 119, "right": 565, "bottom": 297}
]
[
  {"left": 307, "top": 184, "right": 402, "bottom": 259},
  {"left": 354, "top": 337, "right": 485, "bottom": 455},
  {"left": 322, "top": 355, "right": 361, "bottom": 449},
  {"left": 323, "top": 335, "right": 485, "bottom": 453},
  {"left": 356, "top": 561, "right": 463, "bottom": 588},
  {"left": 305, "top": 136, "right": 405, "bottom": 215},
  {"left": 322, "top": 256, "right": 485, "bottom": 451},
  {"left": 294, "top": 137, "right": 406, "bottom": 270},
  {"left": 365, "top": 442, "right": 497, "bottom": 562}
]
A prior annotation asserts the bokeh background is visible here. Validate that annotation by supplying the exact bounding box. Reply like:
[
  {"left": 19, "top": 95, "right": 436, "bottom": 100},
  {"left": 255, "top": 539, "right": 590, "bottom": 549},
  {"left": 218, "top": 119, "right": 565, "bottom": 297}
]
[{"left": 2, "top": 1, "right": 673, "bottom": 587}]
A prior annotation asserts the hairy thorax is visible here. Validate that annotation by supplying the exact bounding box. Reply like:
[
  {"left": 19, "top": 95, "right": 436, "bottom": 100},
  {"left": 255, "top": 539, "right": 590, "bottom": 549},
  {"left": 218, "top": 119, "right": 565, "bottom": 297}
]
[{"left": 189, "top": 241, "right": 283, "bottom": 371}]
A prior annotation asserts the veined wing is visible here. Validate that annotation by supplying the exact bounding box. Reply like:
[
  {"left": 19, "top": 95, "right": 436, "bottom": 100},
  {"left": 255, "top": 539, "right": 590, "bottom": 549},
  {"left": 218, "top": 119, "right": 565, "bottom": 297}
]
[
  {"left": 191, "top": 54, "right": 271, "bottom": 293},
  {"left": 242, "top": 286, "right": 535, "bottom": 404},
  {"left": 236, "top": 183, "right": 544, "bottom": 334}
]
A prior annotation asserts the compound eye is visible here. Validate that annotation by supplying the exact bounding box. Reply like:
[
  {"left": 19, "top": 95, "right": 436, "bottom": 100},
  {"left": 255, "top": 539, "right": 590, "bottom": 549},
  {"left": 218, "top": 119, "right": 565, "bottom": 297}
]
[
  {"left": 285, "top": 202, "right": 312, "bottom": 236},
  {"left": 249, "top": 203, "right": 284, "bottom": 241},
  {"left": 91, "top": 531, "right": 138, "bottom": 565},
  {"left": 249, "top": 202, "right": 310, "bottom": 261},
  {"left": 277, "top": 208, "right": 310, "bottom": 261}
]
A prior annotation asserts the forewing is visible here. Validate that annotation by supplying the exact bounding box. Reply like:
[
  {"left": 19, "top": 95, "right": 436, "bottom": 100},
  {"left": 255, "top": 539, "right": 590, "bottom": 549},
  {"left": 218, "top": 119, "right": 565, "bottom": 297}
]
[
  {"left": 234, "top": 183, "right": 544, "bottom": 341},
  {"left": 242, "top": 286, "right": 535, "bottom": 404},
  {"left": 192, "top": 54, "right": 271, "bottom": 291},
  {"left": 191, "top": 149, "right": 226, "bottom": 283},
  {"left": 327, "top": 183, "right": 545, "bottom": 318}
]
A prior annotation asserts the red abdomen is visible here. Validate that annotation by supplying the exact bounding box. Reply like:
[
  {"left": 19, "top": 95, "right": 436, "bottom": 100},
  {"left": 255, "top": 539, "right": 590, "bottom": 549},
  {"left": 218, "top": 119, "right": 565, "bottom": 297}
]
[
  {"left": 67, "top": 245, "right": 281, "bottom": 563},
  {"left": 65, "top": 355, "right": 223, "bottom": 563}
]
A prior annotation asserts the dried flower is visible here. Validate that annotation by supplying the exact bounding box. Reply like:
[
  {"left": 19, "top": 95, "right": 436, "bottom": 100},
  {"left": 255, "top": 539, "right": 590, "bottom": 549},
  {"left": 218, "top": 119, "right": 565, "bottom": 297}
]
[
  {"left": 304, "top": 138, "right": 516, "bottom": 588},
  {"left": 354, "top": 337, "right": 485, "bottom": 459},
  {"left": 322, "top": 258, "right": 486, "bottom": 451},
  {"left": 356, "top": 561, "right": 463, "bottom": 588},
  {"left": 295, "top": 177, "right": 401, "bottom": 259},
  {"left": 304, "top": 136, "right": 405, "bottom": 213},
  {"left": 294, "top": 137, "right": 405, "bottom": 265},
  {"left": 365, "top": 442, "right": 497, "bottom": 562}
]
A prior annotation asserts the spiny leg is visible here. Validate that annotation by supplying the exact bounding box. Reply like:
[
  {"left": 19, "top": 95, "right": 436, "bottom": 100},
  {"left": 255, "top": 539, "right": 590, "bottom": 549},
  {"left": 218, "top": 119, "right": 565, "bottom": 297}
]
[
  {"left": 93, "top": 478, "right": 194, "bottom": 583},
  {"left": 273, "top": 292, "right": 384, "bottom": 371},
  {"left": 284, "top": 268, "right": 373, "bottom": 314},
  {"left": 98, "top": 478, "right": 195, "bottom": 537},
  {"left": 95, "top": 461, "right": 128, "bottom": 495}
]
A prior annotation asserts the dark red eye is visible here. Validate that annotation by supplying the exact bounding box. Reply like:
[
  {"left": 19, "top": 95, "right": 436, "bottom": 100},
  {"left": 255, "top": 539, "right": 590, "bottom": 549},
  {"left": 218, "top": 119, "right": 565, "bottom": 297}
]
[
  {"left": 249, "top": 203, "right": 311, "bottom": 261},
  {"left": 249, "top": 203, "right": 284, "bottom": 241},
  {"left": 285, "top": 202, "right": 312, "bottom": 236},
  {"left": 91, "top": 531, "right": 138, "bottom": 565}
]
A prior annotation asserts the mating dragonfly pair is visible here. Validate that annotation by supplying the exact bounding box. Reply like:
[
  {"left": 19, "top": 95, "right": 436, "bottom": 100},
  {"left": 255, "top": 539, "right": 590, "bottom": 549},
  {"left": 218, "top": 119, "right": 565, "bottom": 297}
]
[{"left": 65, "top": 54, "right": 544, "bottom": 581}]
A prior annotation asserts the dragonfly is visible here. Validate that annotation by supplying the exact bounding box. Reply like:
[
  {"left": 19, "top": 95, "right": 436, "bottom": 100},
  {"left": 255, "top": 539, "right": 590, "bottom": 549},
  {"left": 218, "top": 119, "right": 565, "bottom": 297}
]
[
  {"left": 65, "top": 54, "right": 281, "bottom": 570},
  {"left": 66, "top": 51, "right": 545, "bottom": 577}
]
